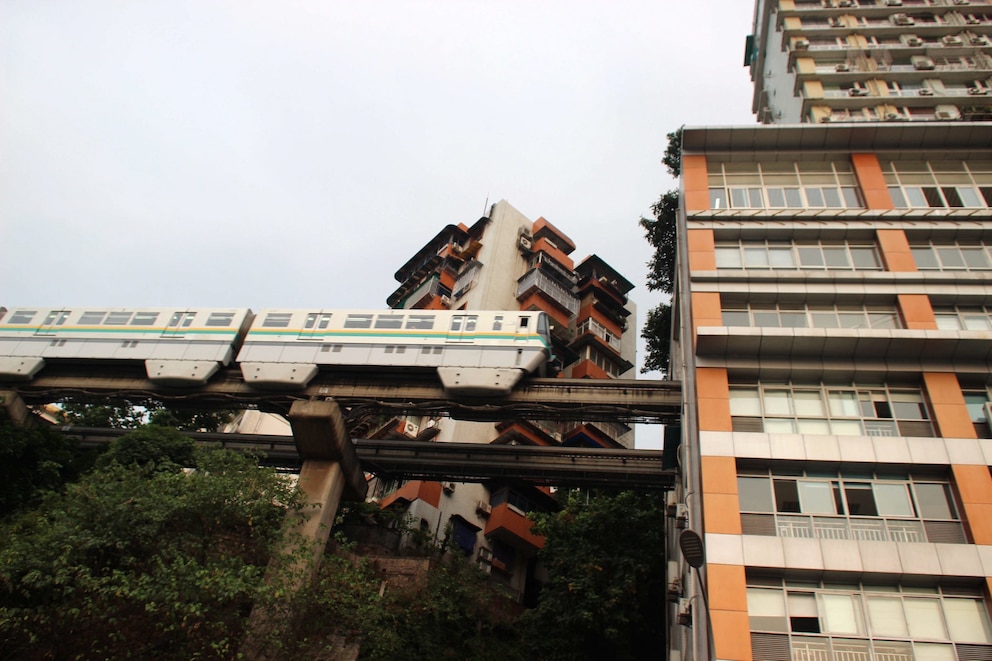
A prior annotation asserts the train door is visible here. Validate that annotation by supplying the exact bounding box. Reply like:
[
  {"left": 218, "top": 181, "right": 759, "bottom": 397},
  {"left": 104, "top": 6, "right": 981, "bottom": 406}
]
[
  {"left": 446, "top": 314, "right": 478, "bottom": 343},
  {"left": 35, "top": 310, "right": 70, "bottom": 335},
  {"left": 299, "top": 312, "right": 332, "bottom": 340},
  {"left": 162, "top": 311, "right": 196, "bottom": 338}
]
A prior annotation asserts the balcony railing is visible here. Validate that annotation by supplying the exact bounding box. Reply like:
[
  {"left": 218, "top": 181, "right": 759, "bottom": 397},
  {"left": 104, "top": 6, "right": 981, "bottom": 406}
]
[
  {"left": 742, "top": 513, "right": 965, "bottom": 543},
  {"left": 576, "top": 317, "right": 622, "bottom": 351},
  {"left": 516, "top": 269, "right": 580, "bottom": 316}
]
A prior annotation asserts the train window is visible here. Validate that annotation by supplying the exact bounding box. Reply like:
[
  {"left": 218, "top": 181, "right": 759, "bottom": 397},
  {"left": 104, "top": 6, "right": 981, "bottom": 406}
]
[
  {"left": 519, "top": 316, "right": 530, "bottom": 328},
  {"left": 80, "top": 312, "right": 107, "bottom": 325},
  {"left": 375, "top": 315, "right": 404, "bottom": 329},
  {"left": 406, "top": 315, "right": 435, "bottom": 330},
  {"left": 105, "top": 312, "right": 133, "bottom": 325},
  {"left": 262, "top": 313, "right": 293, "bottom": 328},
  {"left": 131, "top": 312, "right": 159, "bottom": 326},
  {"left": 465, "top": 316, "right": 477, "bottom": 332},
  {"left": 8, "top": 311, "right": 37, "bottom": 324},
  {"left": 304, "top": 313, "right": 332, "bottom": 330},
  {"left": 344, "top": 314, "right": 373, "bottom": 329},
  {"left": 493, "top": 315, "right": 503, "bottom": 331},
  {"left": 39, "top": 311, "right": 70, "bottom": 327},
  {"left": 205, "top": 313, "right": 235, "bottom": 327}
]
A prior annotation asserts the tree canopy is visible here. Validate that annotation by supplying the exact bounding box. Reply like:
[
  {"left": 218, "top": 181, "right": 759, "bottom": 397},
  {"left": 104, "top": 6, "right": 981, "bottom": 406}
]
[{"left": 639, "top": 127, "right": 682, "bottom": 377}]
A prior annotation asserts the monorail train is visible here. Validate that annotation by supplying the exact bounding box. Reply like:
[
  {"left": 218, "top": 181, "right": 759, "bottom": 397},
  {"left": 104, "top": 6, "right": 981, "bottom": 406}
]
[{"left": 0, "top": 307, "right": 553, "bottom": 396}]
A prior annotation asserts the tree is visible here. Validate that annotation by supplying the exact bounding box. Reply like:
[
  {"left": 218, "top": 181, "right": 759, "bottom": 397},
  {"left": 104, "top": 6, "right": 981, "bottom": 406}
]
[
  {"left": 0, "top": 425, "right": 306, "bottom": 660},
  {"left": 640, "top": 128, "right": 682, "bottom": 377},
  {"left": 0, "top": 413, "right": 84, "bottom": 517},
  {"left": 520, "top": 490, "right": 668, "bottom": 661},
  {"left": 60, "top": 396, "right": 235, "bottom": 432}
]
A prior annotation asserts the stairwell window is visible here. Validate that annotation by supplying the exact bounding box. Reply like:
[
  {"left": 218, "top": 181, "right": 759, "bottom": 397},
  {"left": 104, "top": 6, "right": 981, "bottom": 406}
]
[{"left": 707, "top": 160, "right": 864, "bottom": 210}]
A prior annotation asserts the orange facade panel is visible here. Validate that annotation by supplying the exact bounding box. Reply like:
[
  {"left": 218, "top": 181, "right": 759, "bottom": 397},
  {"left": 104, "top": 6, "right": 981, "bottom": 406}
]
[
  {"left": 898, "top": 294, "right": 936, "bottom": 330},
  {"left": 692, "top": 292, "right": 723, "bottom": 335},
  {"left": 484, "top": 502, "right": 545, "bottom": 550},
  {"left": 923, "top": 372, "right": 977, "bottom": 439},
  {"left": 571, "top": 359, "right": 610, "bottom": 380},
  {"left": 533, "top": 237, "right": 574, "bottom": 271},
  {"left": 877, "top": 229, "right": 917, "bottom": 272},
  {"left": 532, "top": 216, "right": 576, "bottom": 254},
  {"left": 517, "top": 292, "right": 572, "bottom": 330},
  {"left": 952, "top": 464, "right": 992, "bottom": 544},
  {"left": 688, "top": 228, "right": 717, "bottom": 271},
  {"left": 710, "top": 610, "right": 753, "bottom": 661},
  {"left": 576, "top": 302, "right": 624, "bottom": 338},
  {"left": 380, "top": 480, "right": 442, "bottom": 510},
  {"left": 851, "top": 153, "right": 894, "bottom": 211},
  {"left": 683, "top": 154, "right": 710, "bottom": 212},
  {"left": 697, "top": 367, "right": 732, "bottom": 432}
]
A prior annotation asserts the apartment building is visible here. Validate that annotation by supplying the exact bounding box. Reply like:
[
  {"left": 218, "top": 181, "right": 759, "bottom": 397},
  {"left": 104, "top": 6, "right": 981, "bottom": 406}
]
[
  {"left": 372, "top": 199, "right": 637, "bottom": 601},
  {"left": 669, "top": 122, "right": 992, "bottom": 661},
  {"left": 748, "top": 0, "right": 992, "bottom": 124}
]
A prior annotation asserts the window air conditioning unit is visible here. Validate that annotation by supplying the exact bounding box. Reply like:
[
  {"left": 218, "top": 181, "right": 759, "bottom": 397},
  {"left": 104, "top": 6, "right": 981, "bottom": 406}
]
[
  {"left": 966, "top": 17, "right": 981, "bottom": 25},
  {"left": 942, "top": 35, "right": 963, "bottom": 46},
  {"left": 667, "top": 561, "right": 683, "bottom": 601},
  {"left": 838, "top": 0, "right": 854, "bottom": 6},
  {"left": 828, "top": 17, "right": 840, "bottom": 27},
  {"left": 440, "top": 295, "right": 452, "bottom": 307},
  {"left": 849, "top": 87, "right": 870, "bottom": 96},
  {"left": 935, "top": 107, "right": 960, "bottom": 120},
  {"left": 919, "top": 88, "right": 935, "bottom": 95},
  {"left": 819, "top": 116, "right": 833, "bottom": 123},
  {"left": 404, "top": 421, "right": 420, "bottom": 436},
  {"left": 672, "top": 503, "right": 689, "bottom": 528},
  {"left": 885, "top": 112, "right": 903, "bottom": 120},
  {"left": 518, "top": 234, "right": 533, "bottom": 252},
  {"left": 891, "top": 14, "right": 914, "bottom": 26},
  {"left": 912, "top": 55, "right": 935, "bottom": 70},
  {"left": 905, "top": 35, "right": 924, "bottom": 47},
  {"left": 677, "top": 599, "right": 693, "bottom": 626},
  {"left": 953, "top": 0, "right": 970, "bottom": 5},
  {"left": 886, "top": 0, "right": 902, "bottom": 5},
  {"left": 476, "top": 500, "right": 492, "bottom": 517},
  {"left": 968, "top": 87, "right": 988, "bottom": 95},
  {"left": 970, "top": 36, "right": 990, "bottom": 46},
  {"left": 835, "top": 62, "right": 851, "bottom": 72},
  {"left": 795, "top": 38, "right": 810, "bottom": 50},
  {"left": 442, "top": 482, "right": 456, "bottom": 494}
]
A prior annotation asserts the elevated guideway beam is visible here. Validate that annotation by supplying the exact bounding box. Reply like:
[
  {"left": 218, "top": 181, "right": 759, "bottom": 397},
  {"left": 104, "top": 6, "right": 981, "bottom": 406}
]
[
  {"left": 60, "top": 427, "right": 675, "bottom": 490},
  {"left": 6, "top": 365, "right": 682, "bottom": 424}
]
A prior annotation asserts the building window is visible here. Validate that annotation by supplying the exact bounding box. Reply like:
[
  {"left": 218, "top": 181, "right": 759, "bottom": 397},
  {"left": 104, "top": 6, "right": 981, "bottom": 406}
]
[
  {"left": 715, "top": 241, "right": 881, "bottom": 271},
  {"left": 579, "top": 345, "right": 621, "bottom": 377},
  {"left": 729, "top": 382, "right": 933, "bottom": 437},
  {"left": 737, "top": 468, "right": 965, "bottom": 543},
  {"left": 722, "top": 303, "right": 901, "bottom": 329},
  {"left": 962, "top": 387, "right": 992, "bottom": 439},
  {"left": 748, "top": 579, "right": 992, "bottom": 661},
  {"left": 933, "top": 305, "right": 992, "bottom": 331},
  {"left": 707, "top": 161, "right": 864, "bottom": 210},
  {"left": 882, "top": 159, "right": 992, "bottom": 209},
  {"left": 911, "top": 242, "right": 992, "bottom": 271}
]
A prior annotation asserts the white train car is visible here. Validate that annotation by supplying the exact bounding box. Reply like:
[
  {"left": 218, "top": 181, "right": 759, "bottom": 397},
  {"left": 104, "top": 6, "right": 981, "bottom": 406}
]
[
  {"left": 237, "top": 309, "right": 552, "bottom": 396},
  {"left": 0, "top": 307, "right": 252, "bottom": 386}
]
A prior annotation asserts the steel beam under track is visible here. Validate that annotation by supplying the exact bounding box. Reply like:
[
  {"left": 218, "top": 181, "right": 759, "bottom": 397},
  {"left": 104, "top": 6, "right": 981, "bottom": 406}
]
[
  {"left": 9, "top": 365, "right": 682, "bottom": 424},
  {"left": 61, "top": 427, "right": 675, "bottom": 491}
]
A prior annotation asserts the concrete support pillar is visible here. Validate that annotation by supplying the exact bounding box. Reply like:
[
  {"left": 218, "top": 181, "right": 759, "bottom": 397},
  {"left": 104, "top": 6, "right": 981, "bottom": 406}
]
[
  {"left": 0, "top": 390, "right": 35, "bottom": 428},
  {"left": 241, "top": 398, "right": 367, "bottom": 660}
]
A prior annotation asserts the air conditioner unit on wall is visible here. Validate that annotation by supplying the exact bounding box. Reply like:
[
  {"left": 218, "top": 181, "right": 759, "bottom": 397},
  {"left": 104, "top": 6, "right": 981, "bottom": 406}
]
[
  {"left": 476, "top": 500, "right": 492, "bottom": 517},
  {"left": 442, "top": 482, "right": 456, "bottom": 494},
  {"left": 677, "top": 599, "right": 693, "bottom": 626}
]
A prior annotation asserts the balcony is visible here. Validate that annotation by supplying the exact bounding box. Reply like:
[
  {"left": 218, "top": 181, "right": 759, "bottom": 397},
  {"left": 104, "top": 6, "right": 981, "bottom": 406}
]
[
  {"left": 484, "top": 503, "right": 545, "bottom": 550},
  {"left": 516, "top": 268, "right": 580, "bottom": 317},
  {"left": 575, "top": 317, "right": 622, "bottom": 353},
  {"left": 741, "top": 512, "right": 966, "bottom": 543}
]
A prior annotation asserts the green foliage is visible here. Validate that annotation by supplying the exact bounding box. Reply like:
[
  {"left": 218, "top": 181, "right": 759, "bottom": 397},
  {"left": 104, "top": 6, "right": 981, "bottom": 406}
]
[
  {"left": 640, "top": 128, "right": 683, "bottom": 376},
  {"left": 96, "top": 424, "right": 197, "bottom": 471},
  {"left": 0, "top": 443, "right": 305, "bottom": 660},
  {"left": 0, "top": 419, "right": 83, "bottom": 517},
  {"left": 60, "top": 397, "right": 234, "bottom": 431},
  {"left": 521, "top": 491, "right": 668, "bottom": 661}
]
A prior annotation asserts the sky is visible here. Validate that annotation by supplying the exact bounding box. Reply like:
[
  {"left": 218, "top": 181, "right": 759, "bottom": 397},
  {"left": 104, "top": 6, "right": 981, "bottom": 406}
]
[{"left": 1, "top": 1, "right": 758, "bottom": 445}]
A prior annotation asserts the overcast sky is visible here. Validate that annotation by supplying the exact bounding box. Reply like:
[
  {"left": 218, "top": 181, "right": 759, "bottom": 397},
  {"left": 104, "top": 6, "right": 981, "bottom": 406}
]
[{"left": 1, "top": 1, "right": 756, "bottom": 384}]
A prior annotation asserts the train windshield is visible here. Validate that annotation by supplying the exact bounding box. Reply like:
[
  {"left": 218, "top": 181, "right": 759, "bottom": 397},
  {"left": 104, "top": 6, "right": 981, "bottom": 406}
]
[{"left": 536, "top": 312, "right": 549, "bottom": 340}]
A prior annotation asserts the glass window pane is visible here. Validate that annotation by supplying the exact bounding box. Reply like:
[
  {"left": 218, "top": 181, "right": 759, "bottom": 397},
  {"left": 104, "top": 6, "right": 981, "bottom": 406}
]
[
  {"left": 752, "top": 311, "right": 779, "bottom": 327},
  {"left": 839, "top": 312, "right": 869, "bottom": 329},
  {"left": 820, "top": 594, "right": 863, "bottom": 635},
  {"left": 739, "top": 477, "right": 774, "bottom": 512},
  {"left": 799, "top": 481, "right": 837, "bottom": 514},
  {"left": 730, "top": 389, "right": 762, "bottom": 416},
  {"left": 823, "top": 188, "right": 842, "bottom": 207},
  {"left": 889, "top": 186, "right": 908, "bottom": 208},
  {"left": 914, "top": 483, "right": 955, "bottom": 519},
  {"left": 867, "top": 596, "right": 909, "bottom": 637},
  {"left": 775, "top": 480, "right": 801, "bottom": 513},
  {"left": 936, "top": 247, "right": 965, "bottom": 269},
  {"left": 744, "top": 247, "right": 769, "bottom": 268},
  {"left": 831, "top": 420, "right": 864, "bottom": 436},
  {"left": 748, "top": 588, "right": 789, "bottom": 632},
  {"left": 823, "top": 247, "right": 850, "bottom": 268},
  {"left": 793, "top": 391, "right": 826, "bottom": 417},
  {"left": 873, "top": 483, "right": 914, "bottom": 517},
  {"left": 923, "top": 187, "right": 945, "bottom": 207},
  {"left": 344, "top": 314, "right": 374, "bottom": 329},
  {"left": 811, "top": 312, "right": 840, "bottom": 328},
  {"left": 779, "top": 312, "right": 808, "bottom": 328},
  {"left": 958, "top": 187, "right": 982, "bottom": 207},
  {"left": 944, "top": 598, "right": 992, "bottom": 643},
  {"left": 844, "top": 484, "right": 878, "bottom": 516},
  {"left": 914, "top": 643, "right": 955, "bottom": 661},
  {"left": 798, "top": 246, "right": 825, "bottom": 268},
  {"left": 730, "top": 188, "right": 749, "bottom": 208},
  {"left": 748, "top": 188, "right": 764, "bottom": 207},
  {"left": 841, "top": 187, "right": 863, "bottom": 208},
  {"left": 963, "top": 393, "right": 989, "bottom": 422},
  {"left": 796, "top": 419, "right": 831, "bottom": 434},
  {"left": 868, "top": 312, "right": 898, "bottom": 329},
  {"left": 905, "top": 598, "right": 947, "bottom": 639},
  {"left": 784, "top": 188, "right": 803, "bottom": 207},
  {"left": 764, "top": 418, "right": 796, "bottom": 433},
  {"left": 850, "top": 248, "right": 879, "bottom": 269},
  {"left": 828, "top": 391, "right": 860, "bottom": 416},
  {"left": 942, "top": 187, "right": 964, "bottom": 207},
  {"left": 764, "top": 390, "right": 792, "bottom": 416},
  {"left": 961, "top": 248, "right": 991, "bottom": 269},
  {"left": 963, "top": 315, "right": 992, "bottom": 330},
  {"left": 722, "top": 311, "right": 751, "bottom": 326},
  {"left": 715, "top": 247, "right": 742, "bottom": 268},
  {"left": 912, "top": 247, "right": 939, "bottom": 269},
  {"left": 767, "top": 187, "right": 786, "bottom": 207},
  {"left": 768, "top": 248, "right": 795, "bottom": 268},
  {"left": 906, "top": 187, "right": 927, "bottom": 207},
  {"left": 805, "top": 187, "right": 825, "bottom": 207},
  {"left": 710, "top": 188, "right": 728, "bottom": 209},
  {"left": 935, "top": 314, "right": 962, "bottom": 330}
]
